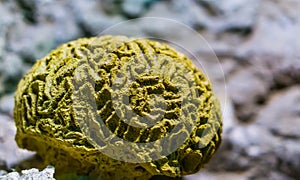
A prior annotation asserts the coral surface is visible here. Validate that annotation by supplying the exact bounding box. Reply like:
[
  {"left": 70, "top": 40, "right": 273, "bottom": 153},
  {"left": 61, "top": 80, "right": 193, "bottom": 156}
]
[{"left": 14, "top": 36, "right": 222, "bottom": 179}]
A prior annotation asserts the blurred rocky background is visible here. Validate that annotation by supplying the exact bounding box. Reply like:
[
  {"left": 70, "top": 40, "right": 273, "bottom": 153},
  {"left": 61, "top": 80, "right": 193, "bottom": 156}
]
[{"left": 0, "top": 0, "right": 299, "bottom": 179}]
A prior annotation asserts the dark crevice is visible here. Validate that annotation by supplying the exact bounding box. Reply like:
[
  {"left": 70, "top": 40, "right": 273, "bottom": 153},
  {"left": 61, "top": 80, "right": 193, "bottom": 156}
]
[
  {"left": 16, "top": 0, "right": 38, "bottom": 24},
  {"left": 270, "top": 129, "right": 300, "bottom": 140},
  {"left": 196, "top": 0, "right": 222, "bottom": 16},
  {"left": 225, "top": 27, "right": 253, "bottom": 37},
  {"left": 77, "top": 22, "right": 94, "bottom": 38}
]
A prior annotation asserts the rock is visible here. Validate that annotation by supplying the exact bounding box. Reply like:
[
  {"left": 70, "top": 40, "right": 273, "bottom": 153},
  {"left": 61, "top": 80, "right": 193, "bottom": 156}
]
[
  {"left": 16, "top": 0, "right": 39, "bottom": 23},
  {"left": 235, "top": 1, "right": 300, "bottom": 88},
  {"left": 0, "top": 53, "right": 23, "bottom": 79},
  {"left": 185, "top": 170, "right": 250, "bottom": 180},
  {"left": 205, "top": 124, "right": 277, "bottom": 172},
  {"left": 268, "top": 171, "right": 295, "bottom": 180},
  {"left": 101, "top": 0, "right": 160, "bottom": 18},
  {"left": 145, "top": 0, "right": 208, "bottom": 29},
  {"left": 121, "top": 0, "right": 150, "bottom": 18},
  {"left": 0, "top": 166, "right": 55, "bottom": 180},
  {"left": 200, "top": 0, "right": 260, "bottom": 32},
  {"left": 0, "top": 1, "right": 24, "bottom": 95},
  {"left": 6, "top": 22, "right": 51, "bottom": 62},
  {"left": 7, "top": 1, "right": 80, "bottom": 62},
  {"left": 227, "top": 67, "right": 270, "bottom": 121},
  {"left": 0, "top": 93, "right": 14, "bottom": 116},
  {"left": 237, "top": 0, "right": 300, "bottom": 58},
  {"left": 275, "top": 140, "right": 300, "bottom": 179},
  {"left": 145, "top": 0, "right": 260, "bottom": 33},
  {"left": 0, "top": 160, "right": 7, "bottom": 171},
  {"left": 100, "top": 0, "right": 122, "bottom": 15},
  {"left": 70, "top": 0, "right": 124, "bottom": 36},
  {"left": 0, "top": 52, "right": 25, "bottom": 95},
  {"left": 220, "top": 59, "right": 238, "bottom": 78},
  {"left": 217, "top": 92, "right": 235, "bottom": 136},
  {"left": 228, "top": 67, "right": 269, "bottom": 106},
  {"left": 0, "top": 170, "right": 8, "bottom": 176},
  {"left": 229, "top": 124, "right": 277, "bottom": 157},
  {"left": 36, "top": 0, "right": 80, "bottom": 44},
  {"left": 248, "top": 167, "right": 296, "bottom": 180},
  {"left": 253, "top": 86, "right": 300, "bottom": 179},
  {"left": 256, "top": 86, "right": 300, "bottom": 138},
  {"left": 0, "top": 114, "right": 35, "bottom": 168},
  {"left": 1, "top": 172, "right": 19, "bottom": 180},
  {"left": 142, "top": 0, "right": 257, "bottom": 63},
  {"left": 0, "top": 0, "right": 81, "bottom": 95}
]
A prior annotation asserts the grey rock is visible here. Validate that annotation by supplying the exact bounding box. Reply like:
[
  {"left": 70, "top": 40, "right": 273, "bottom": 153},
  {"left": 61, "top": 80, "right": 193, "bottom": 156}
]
[
  {"left": 101, "top": 0, "right": 160, "bottom": 18},
  {"left": 252, "top": 86, "right": 300, "bottom": 179},
  {"left": 206, "top": 124, "right": 276, "bottom": 172},
  {"left": 143, "top": 0, "right": 257, "bottom": 60},
  {"left": 0, "top": 170, "right": 7, "bottom": 176},
  {"left": 122, "top": 0, "right": 147, "bottom": 18},
  {"left": 220, "top": 59, "right": 239, "bottom": 78},
  {"left": 0, "top": 53, "right": 23, "bottom": 78},
  {"left": 100, "top": 0, "right": 122, "bottom": 15},
  {"left": 36, "top": 0, "right": 80, "bottom": 44},
  {"left": 0, "top": 160, "right": 7, "bottom": 171},
  {"left": 7, "top": 2, "right": 80, "bottom": 62},
  {"left": 70, "top": 0, "right": 124, "bottom": 36},
  {"left": 275, "top": 140, "right": 300, "bottom": 179},
  {"left": 0, "top": 0, "right": 81, "bottom": 95},
  {"left": 0, "top": 93, "right": 14, "bottom": 116},
  {"left": 235, "top": 0, "right": 300, "bottom": 87},
  {"left": 0, "top": 53, "right": 25, "bottom": 95},
  {"left": 256, "top": 86, "right": 300, "bottom": 138},
  {"left": 205, "top": 139, "right": 253, "bottom": 172},
  {"left": 268, "top": 171, "right": 295, "bottom": 180},
  {"left": 6, "top": 20, "right": 53, "bottom": 62},
  {"left": 0, "top": 114, "right": 35, "bottom": 168},
  {"left": 237, "top": 0, "right": 300, "bottom": 58},
  {"left": 0, "top": 78, "right": 4, "bottom": 96},
  {"left": 200, "top": 0, "right": 261, "bottom": 32},
  {"left": 228, "top": 67, "right": 269, "bottom": 106},
  {"left": 0, "top": 1, "right": 24, "bottom": 95},
  {"left": 227, "top": 67, "right": 270, "bottom": 121},
  {"left": 185, "top": 170, "right": 250, "bottom": 180},
  {"left": 0, "top": 1, "right": 20, "bottom": 40},
  {"left": 145, "top": 0, "right": 208, "bottom": 29},
  {"left": 229, "top": 124, "right": 278, "bottom": 157},
  {"left": 145, "top": 0, "right": 260, "bottom": 32},
  {"left": 0, "top": 28, "right": 5, "bottom": 61},
  {"left": 217, "top": 93, "right": 235, "bottom": 135},
  {"left": 16, "top": 0, "right": 38, "bottom": 23},
  {"left": 5, "top": 22, "right": 57, "bottom": 95}
]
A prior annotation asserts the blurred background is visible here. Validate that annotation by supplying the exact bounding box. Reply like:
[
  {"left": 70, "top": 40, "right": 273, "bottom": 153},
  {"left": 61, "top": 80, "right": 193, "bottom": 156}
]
[{"left": 0, "top": 0, "right": 299, "bottom": 179}]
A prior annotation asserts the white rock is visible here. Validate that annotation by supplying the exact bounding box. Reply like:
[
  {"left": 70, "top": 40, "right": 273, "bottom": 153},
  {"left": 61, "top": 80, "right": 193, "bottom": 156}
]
[
  {"left": 0, "top": 114, "right": 35, "bottom": 168},
  {"left": 0, "top": 166, "right": 55, "bottom": 180}
]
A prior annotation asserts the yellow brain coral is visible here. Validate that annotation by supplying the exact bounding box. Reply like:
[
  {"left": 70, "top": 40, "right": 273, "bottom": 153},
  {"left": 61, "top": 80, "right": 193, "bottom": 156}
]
[{"left": 14, "top": 35, "right": 222, "bottom": 179}]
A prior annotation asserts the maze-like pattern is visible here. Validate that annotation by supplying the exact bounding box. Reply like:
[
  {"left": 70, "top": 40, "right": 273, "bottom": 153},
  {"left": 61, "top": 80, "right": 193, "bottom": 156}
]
[{"left": 14, "top": 36, "right": 222, "bottom": 178}]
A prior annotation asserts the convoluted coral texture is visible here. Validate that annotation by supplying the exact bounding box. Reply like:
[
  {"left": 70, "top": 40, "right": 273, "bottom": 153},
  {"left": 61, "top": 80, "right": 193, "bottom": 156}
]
[{"left": 14, "top": 36, "right": 222, "bottom": 179}]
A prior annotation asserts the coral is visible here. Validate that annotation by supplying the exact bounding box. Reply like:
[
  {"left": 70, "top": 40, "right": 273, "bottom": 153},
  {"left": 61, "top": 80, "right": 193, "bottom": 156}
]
[{"left": 14, "top": 35, "right": 222, "bottom": 179}]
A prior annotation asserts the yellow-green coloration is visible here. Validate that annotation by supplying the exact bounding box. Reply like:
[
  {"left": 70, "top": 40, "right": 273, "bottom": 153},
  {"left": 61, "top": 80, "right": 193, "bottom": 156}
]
[{"left": 14, "top": 36, "right": 222, "bottom": 179}]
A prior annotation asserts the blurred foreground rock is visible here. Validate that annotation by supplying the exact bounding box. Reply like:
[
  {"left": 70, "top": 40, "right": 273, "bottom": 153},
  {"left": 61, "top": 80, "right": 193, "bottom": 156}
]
[{"left": 0, "top": 166, "right": 55, "bottom": 180}]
